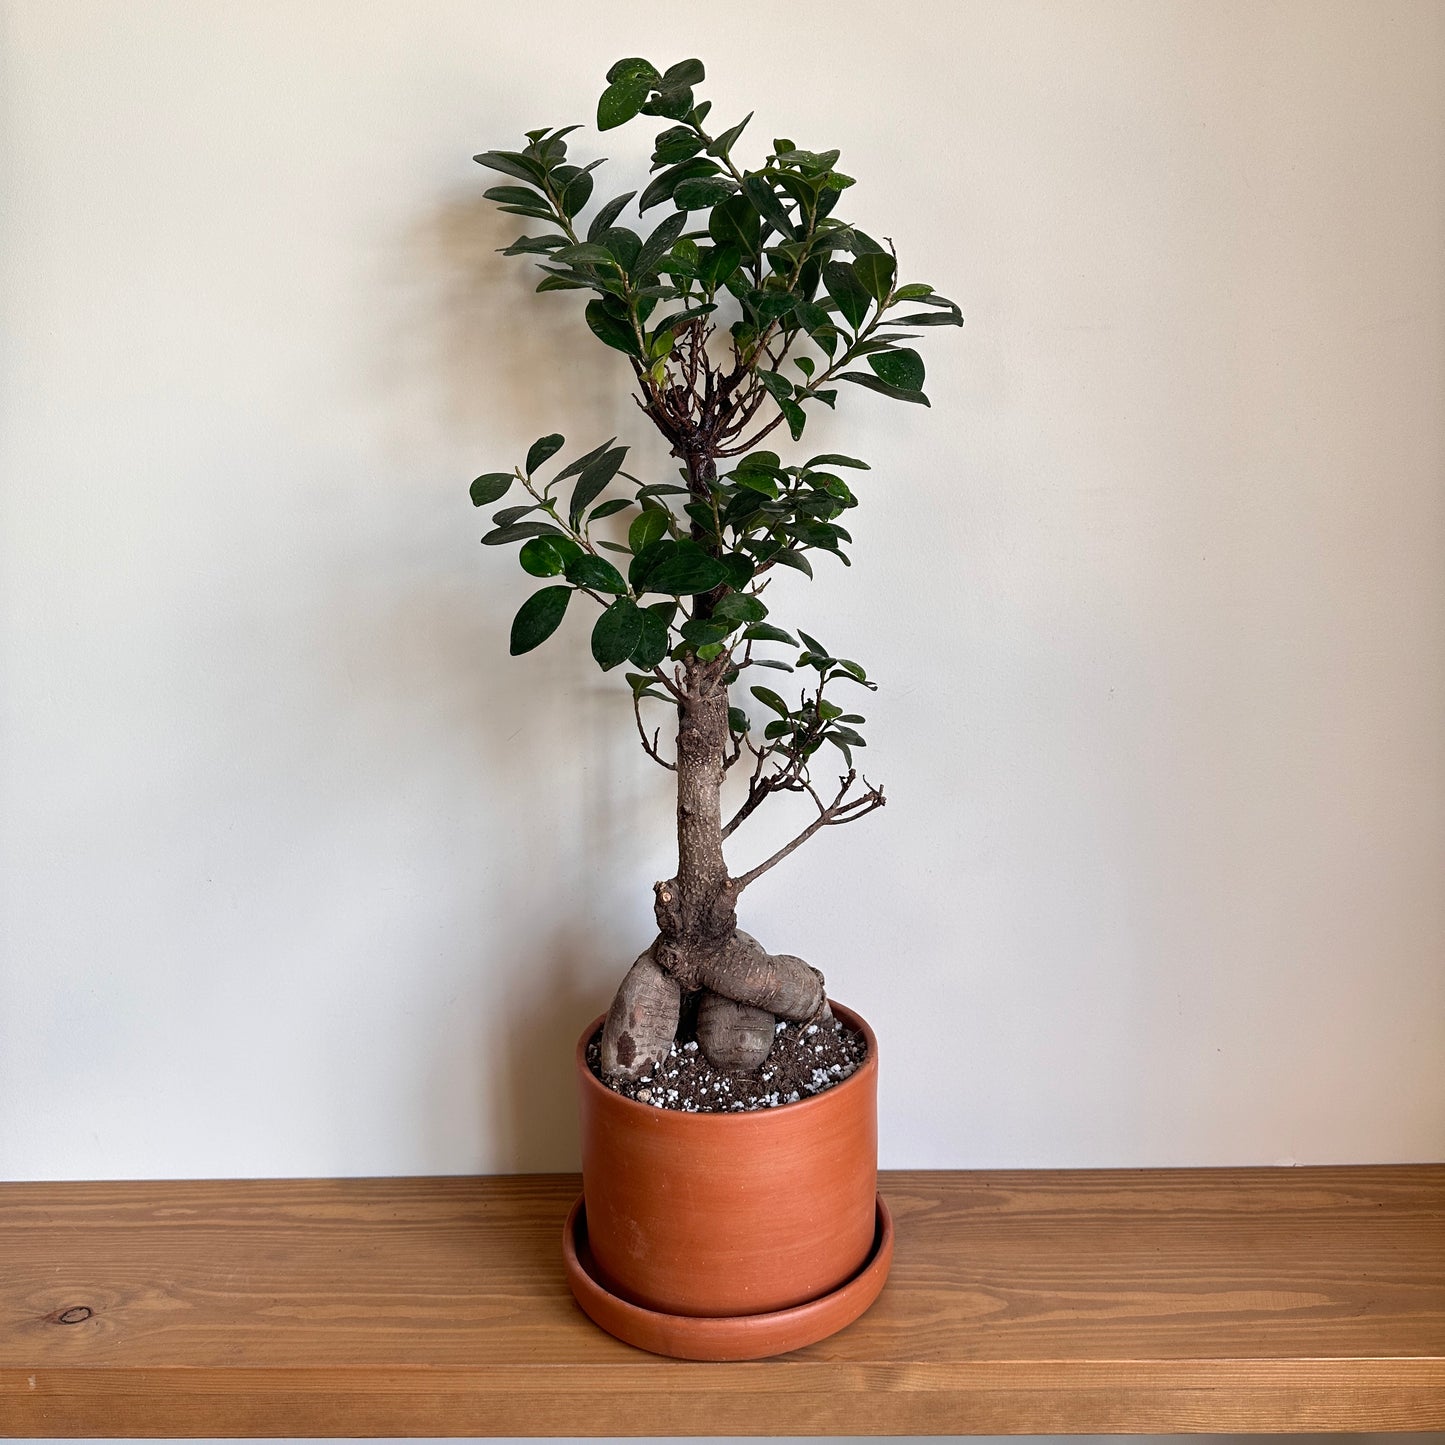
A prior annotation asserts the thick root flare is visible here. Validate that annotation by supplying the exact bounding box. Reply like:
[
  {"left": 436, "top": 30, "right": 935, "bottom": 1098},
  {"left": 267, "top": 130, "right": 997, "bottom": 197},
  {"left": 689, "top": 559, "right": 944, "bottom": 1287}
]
[
  {"left": 600, "top": 948, "right": 681, "bottom": 1081},
  {"left": 696, "top": 990, "right": 775, "bottom": 1070},
  {"left": 692, "top": 932, "right": 826, "bottom": 1021}
]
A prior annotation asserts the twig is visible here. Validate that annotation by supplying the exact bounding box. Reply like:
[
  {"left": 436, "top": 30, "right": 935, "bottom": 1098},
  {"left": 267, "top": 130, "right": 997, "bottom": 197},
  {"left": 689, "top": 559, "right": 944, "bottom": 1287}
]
[
  {"left": 733, "top": 770, "right": 885, "bottom": 891},
  {"left": 633, "top": 690, "right": 676, "bottom": 771}
]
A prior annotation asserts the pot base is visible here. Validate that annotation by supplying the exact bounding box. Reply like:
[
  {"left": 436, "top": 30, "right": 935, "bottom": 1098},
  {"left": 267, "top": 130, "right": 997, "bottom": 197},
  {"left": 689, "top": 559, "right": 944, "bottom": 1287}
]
[{"left": 562, "top": 1193, "right": 894, "bottom": 1361}]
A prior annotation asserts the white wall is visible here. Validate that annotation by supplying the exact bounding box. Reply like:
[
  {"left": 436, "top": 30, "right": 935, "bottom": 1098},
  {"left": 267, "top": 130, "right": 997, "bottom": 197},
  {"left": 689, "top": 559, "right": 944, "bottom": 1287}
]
[{"left": 2, "top": 0, "right": 1442, "bottom": 1180}]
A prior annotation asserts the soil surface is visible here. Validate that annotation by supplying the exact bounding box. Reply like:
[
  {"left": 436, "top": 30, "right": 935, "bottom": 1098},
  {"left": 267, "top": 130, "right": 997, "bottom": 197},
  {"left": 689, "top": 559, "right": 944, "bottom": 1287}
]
[{"left": 588, "top": 1013, "right": 867, "bottom": 1112}]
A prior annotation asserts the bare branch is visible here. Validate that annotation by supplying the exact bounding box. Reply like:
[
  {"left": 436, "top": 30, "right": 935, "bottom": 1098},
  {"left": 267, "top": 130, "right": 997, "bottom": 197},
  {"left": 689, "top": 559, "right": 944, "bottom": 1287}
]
[
  {"left": 633, "top": 689, "right": 676, "bottom": 771},
  {"left": 732, "top": 770, "right": 886, "bottom": 892}
]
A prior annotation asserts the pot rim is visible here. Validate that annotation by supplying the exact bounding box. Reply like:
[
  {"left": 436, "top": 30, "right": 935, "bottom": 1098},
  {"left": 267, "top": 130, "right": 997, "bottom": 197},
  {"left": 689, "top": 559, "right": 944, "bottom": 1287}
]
[{"left": 575, "top": 999, "right": 877, "bottom": 1121}]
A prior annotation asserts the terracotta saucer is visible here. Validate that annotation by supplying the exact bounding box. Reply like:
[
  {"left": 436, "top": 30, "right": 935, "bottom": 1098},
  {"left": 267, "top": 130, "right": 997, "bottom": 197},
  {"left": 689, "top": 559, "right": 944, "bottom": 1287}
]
[{"left": 561, "top": 1193, "right": 893, "bottom": 1361}]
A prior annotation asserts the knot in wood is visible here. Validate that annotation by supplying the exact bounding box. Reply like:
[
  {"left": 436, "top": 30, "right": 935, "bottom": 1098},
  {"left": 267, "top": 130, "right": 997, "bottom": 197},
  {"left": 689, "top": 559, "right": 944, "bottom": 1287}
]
[{"left": 54, "top": 1305, "right": 93, "bottom": 1325}]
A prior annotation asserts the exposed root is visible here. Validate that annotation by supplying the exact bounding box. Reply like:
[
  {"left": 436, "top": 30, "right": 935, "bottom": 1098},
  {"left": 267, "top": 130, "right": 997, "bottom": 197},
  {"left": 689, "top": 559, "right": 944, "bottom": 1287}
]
[
  {"left": 600, "top": 947, "right": 681, "bottom": 1082},
  {"left": 695, "top": 990, "right": 775, "bottom": 1071},
  {"left": 691, "top": 931, "right": 826, "bottom": 1021},
  {"left": 599, "top": 929, "right": 827, "bottom": 1083}
]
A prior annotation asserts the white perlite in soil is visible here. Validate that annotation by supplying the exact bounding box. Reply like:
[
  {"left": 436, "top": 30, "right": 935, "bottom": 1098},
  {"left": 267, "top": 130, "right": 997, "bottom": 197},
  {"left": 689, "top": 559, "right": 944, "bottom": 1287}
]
[{"left": 587, "top": 1014, "right": 866, "bottom": 1112}]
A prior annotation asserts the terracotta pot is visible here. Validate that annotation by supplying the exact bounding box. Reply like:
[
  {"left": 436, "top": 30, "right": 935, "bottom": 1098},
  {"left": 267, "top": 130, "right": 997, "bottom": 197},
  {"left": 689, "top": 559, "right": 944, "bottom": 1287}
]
[{"left": 574, "top": 1002, "right": 879, "bottom": 1319}]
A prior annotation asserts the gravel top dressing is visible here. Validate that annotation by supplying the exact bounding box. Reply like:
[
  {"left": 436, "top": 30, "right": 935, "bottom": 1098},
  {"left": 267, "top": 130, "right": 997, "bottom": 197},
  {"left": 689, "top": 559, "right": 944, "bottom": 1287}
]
[{"left": 588, "top": 1013, "right": 867, "bottom": 1112}]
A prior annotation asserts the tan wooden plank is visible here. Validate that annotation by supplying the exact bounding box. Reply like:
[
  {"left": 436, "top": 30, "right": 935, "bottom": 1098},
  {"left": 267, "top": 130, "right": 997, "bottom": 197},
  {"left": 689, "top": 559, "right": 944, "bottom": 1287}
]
[{"left": 1, "top": 1168, "right": 1442, "bottom": 1434}]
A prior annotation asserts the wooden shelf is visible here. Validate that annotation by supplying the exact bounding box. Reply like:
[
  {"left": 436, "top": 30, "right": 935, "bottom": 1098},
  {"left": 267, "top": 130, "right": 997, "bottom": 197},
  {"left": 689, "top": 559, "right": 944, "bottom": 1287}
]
[{"left": 2, "top": 1167, "right": 1442, "bottom": 1435}]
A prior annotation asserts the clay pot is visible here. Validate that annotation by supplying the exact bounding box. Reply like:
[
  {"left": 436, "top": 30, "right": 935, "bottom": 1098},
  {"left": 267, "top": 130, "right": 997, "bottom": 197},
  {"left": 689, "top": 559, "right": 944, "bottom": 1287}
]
[{"left": 573, "top": 1003, "right": 879, "bottom": 1320}]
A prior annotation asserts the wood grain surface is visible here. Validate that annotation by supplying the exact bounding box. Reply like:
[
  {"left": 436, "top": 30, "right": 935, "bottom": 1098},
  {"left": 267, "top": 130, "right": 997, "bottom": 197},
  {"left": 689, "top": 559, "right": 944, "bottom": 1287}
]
[{"left": 1, "top": 1167, "right": 1442, "bottom": 1435}]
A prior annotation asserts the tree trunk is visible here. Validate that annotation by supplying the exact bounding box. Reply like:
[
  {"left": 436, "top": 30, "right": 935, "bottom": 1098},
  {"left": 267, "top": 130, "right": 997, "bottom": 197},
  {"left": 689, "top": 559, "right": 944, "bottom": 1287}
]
[{"left": 598, "top": 455, "right": 828, "bottom": 1080}]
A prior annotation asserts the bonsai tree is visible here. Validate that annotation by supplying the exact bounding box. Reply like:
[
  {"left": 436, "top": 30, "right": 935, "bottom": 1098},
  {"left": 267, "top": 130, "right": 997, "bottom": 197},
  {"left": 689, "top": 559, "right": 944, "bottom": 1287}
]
[{"left": 471, "top": 58, "right": 961, "bottom": 1082}]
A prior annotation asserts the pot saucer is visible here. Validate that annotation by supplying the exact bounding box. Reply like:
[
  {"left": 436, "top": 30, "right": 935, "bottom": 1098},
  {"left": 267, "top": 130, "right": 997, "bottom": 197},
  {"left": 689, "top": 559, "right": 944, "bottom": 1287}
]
[{"left": 561, "top": 1193, "right": 893, "bottom": 1361}]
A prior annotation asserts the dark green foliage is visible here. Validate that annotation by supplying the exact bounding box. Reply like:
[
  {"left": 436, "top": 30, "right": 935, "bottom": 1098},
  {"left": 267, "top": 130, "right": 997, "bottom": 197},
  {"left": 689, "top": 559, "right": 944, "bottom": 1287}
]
[
  {"left": 592, "top": 597, "right": 644, "bottom": 668},
  {"left": 470, "top": 472, "right": 513, "bottom": 507},
  {"left": 469, "top": 58, "right": 962, "bottom": 789},
  {"left": 510, "top": 586, "right": 571, "bottom": 654}
]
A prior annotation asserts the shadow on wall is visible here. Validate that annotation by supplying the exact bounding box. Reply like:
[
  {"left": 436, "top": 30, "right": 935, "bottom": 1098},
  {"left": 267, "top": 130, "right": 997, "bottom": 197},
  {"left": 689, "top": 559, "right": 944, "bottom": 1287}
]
[
  {"left": 393, "top": 189, "right": 622, "bottom": 448},
  {"left": 322, "top": 188, "right": 672, "bottom": 1173}
]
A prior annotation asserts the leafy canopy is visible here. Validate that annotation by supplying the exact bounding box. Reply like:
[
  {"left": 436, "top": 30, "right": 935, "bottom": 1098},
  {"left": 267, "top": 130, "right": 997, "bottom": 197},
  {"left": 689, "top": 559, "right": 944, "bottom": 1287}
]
[{"left": 469, "top": 58, "right": 962, "bottom": 779}]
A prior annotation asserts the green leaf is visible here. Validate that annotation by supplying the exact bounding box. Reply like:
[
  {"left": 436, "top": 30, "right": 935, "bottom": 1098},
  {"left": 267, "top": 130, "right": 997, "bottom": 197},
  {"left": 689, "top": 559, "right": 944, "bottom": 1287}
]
[
  {"left": 891, "top": 310, "right": 964, "bottom": 327},
  {"left": 598, "top": 74, "right": 654, "bottom": 131},
  {"left": 750, "top": 685, "right": 790, "bottom": 717},
  {"left": 554, "top": 242, "right": 616, "bottom": 268},
  {"left": 708, "top": 194, "right": 761, "bottom": 256},
  {"left": 743, "top": 174, "right": 795, "bottom": 237},
  {"left": 584, "top": 300, "right": 642, "bottom": 357},
  {"left": 495, "top": 202, "right": 556, "bottom": 222},
  {"left": 699, "top": 243, "right": 742, "bottom": 289},
  {"left": 630, "top": 601, "right": 674, "bottom": 667},
  {"left": 635, "top": 210, "right": 688, "bottom": 275},
  {"left": 589, "top": 497, "right": 632, "bottom": 521},
  {"left": 680, "top": 617, "right": 734, "bottom": 647},
  {"left": 748, "top": 657, "right": 795, "bottom": 671},
  {"left": 565, "top": 553, "right": 628, "bottom": 594},
  {"left": 867, "top": 347, "right": 924, "bottom": 391},
  {"left": 639, "top": 539, "right": 729, "bottom": 595},
  {"left": 652, "top": 125, "right": 705, "bottom": 165},
  {"left": 770, "top": 549, "right": 813, "bottom": 578},
  {"left": 893, "top": 282, "right": 933, "bottom": 300},
  {"left": 470, "top": 472, "right": 513, "bottom": 507},
  {"left": 661, "top": 58, "right": 704, "bottom": 87},
  {"left": 482, "top": 520, "right": 567, "bottom": 545},
  {"left": 552, "top": 437, "right": 617, "bottom": 485},
  {"left": 822, "top": 261, "right": 871, "bottom": 330},
  {"left": 847, "top": 227, "right": 887, "bottom": 255},
  {"left": 838, "top": 371, "right": 931, "bottom": 406},
  {"left": 525, "top": 434, "right": 565, "bottom": 475},
  {"left": 569, "top": 445, "right": 628, "bottom": 525},
  {"left": 805, "top": 453, "right": 871, "bottom": 470},
  {"left": 748, "top": 290, "right": 797, "bottom": 322},
  {"left": 474, "top": 150, "right": 545, "bottom": 184},
  {"left": 641, "top": 83, "right": 694, "bottom": 122},
  {"left": 596, "top": 226, "right": 642, "bottom": 271},
  {"left": 780, "top": 399, "right": 806, "bottom": 440},
  {"left": 718, "top": 551, "right": 756, "bottom": 589},
  {"left": 736, "top": 449, "right": 781, "bottom": 474},
  {"left": 587, "top": 191, "right": 637, "bottom": 239},
  {"left": 728, "top": 706, "right": 751, "bottom": 735},
  {"left": 484, "top": 185, "right": 547, "bottom": 208},
  {"left": 535, "top": 274, "right": 589, "bottom": 292},
  {"left": 591, "top": 597, "right": 644, "bottom": 669},
  {"left": 674, "top": 176, "right": 737, "bottom": 211},
  {"left": 652, "top": 303, "right": 717, "bottom": 333},
  {"left": 510, "top": 586, "right": 571, "bottom": 655},
  {"left": 756, "top": 369, "right": 792, "bottom": 401},
  {"left": 491, "top": 503, "right": 539, "bottom": 527},
  {"left": 733, "top": 470, "right": 777, "bottom": 498},
  {"left": 709, "top": 111, "right": 753, "bottom": 156},
  {"left": 742, "top": 622, "right": 797, "bottom": 645},
  {"left": 559, "top": 169, "right": 595, "bottom": 218},
  {"left": 852, "top": 251, "right": 896, "bottom": 302},
  {"left": 502, "top": 234, "right": 567, "bottom": 256},
  {"left": 712, "top": 592, "right": 767, "bottom": 624},
  {"left": 629, "top": 508, "right": 670, "bottom": 553},
  {"left": 519, "top": 537, "right": 564, "bottom": 576},
  {"left": 639, "top": 157, "right": 721, "bottom": 212},
  {"left": 607, "top": 56, "right": 661, "bottom": 84}
]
